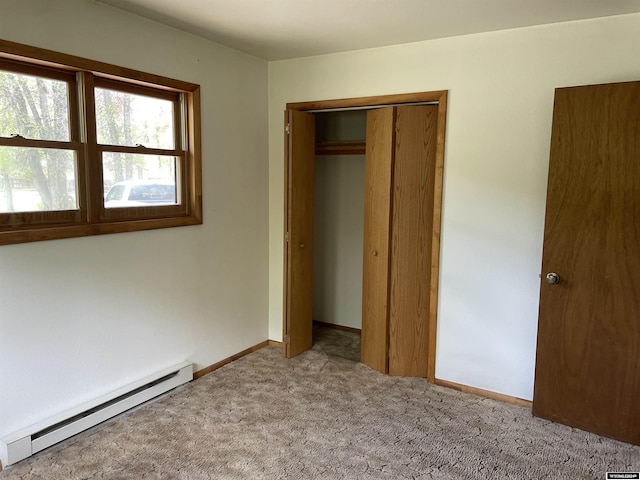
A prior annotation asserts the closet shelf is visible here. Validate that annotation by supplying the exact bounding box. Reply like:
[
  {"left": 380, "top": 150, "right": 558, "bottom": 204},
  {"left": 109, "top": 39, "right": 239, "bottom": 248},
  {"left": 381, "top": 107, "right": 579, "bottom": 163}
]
[{"left": 315, "top": 140, "right": 366, "bottom": 155}]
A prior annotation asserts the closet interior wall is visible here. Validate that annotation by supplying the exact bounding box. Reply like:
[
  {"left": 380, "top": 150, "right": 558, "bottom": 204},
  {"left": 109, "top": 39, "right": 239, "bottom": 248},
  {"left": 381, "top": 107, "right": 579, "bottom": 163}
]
[{"left": 312, "top": 110, "right": 367, "bottom": 331}]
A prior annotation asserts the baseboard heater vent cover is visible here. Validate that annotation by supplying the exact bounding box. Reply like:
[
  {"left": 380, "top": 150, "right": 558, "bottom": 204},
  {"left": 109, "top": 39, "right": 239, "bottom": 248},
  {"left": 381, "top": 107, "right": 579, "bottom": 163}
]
[{"left": 0, "top": 361, "right": 192, "bottom": 467}]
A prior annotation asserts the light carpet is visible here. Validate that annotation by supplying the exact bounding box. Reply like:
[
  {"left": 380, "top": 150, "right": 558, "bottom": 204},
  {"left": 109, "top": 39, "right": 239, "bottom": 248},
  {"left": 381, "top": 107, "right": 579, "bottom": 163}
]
[{"left": 1, "top": 327, "right": 638, "bottom": 479}]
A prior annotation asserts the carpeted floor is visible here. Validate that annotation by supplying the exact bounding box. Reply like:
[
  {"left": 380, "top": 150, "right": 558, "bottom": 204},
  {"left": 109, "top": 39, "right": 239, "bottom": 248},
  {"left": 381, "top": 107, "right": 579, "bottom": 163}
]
[{"left": 1, "top": 326, "right": 639, "bottom": 479}]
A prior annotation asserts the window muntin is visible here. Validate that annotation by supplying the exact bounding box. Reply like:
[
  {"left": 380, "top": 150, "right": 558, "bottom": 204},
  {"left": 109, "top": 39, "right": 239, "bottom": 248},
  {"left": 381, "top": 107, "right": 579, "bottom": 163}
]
[{"left": 0, "top": 39, "right": 202, "bottom": 245}]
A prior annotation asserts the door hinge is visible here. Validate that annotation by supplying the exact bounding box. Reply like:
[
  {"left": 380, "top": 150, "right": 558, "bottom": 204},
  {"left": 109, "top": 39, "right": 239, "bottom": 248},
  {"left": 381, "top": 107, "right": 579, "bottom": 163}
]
[
  {"left": 286, "top": 231, "right": 289, "bottom": 243},
  {"left": 285, "top": 123, "right": 290, "bottom": 135}
]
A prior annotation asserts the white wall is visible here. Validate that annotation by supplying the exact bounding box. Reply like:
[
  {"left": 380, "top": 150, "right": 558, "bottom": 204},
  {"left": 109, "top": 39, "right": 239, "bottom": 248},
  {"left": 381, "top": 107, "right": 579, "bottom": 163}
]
[
  {"left": 313, "top": 155, "right": 365, "bottom": 330},
  {"left": 269, "top": 13, "right": 640, "bottom": 400},
  {"left": 0, "top": 0, "right": 268, "bottom": 439}
]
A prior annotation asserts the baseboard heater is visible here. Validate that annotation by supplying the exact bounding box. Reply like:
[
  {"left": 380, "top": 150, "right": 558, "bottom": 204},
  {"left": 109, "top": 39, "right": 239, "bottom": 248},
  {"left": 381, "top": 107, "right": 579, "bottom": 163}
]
[{"left": 1, "top": 361, "right": 192, "bottom": 467}]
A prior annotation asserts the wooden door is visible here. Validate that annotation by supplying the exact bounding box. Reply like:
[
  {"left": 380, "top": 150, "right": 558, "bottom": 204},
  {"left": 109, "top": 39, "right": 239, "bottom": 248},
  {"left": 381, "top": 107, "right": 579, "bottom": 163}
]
[
  {"left": 361, "top": 107, "right": 395, "bottom": 373},
  {"left": 361, "top": 105, "right": 438, "bottom": 376},
  {"left": 533, "top": 81, "right": 640, "bottom": 444},
  {"left": 388, "top": 105, "right": 438, "bottom": 377},
  {"left": 283, "top": 109, "right": 315, "bottom": 357}
]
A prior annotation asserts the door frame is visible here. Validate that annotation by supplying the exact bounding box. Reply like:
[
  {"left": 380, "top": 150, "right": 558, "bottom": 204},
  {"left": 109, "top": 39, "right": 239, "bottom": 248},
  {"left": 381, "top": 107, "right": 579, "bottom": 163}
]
[{"left": 283, "top": 90, "right": 448, "bottom": 382}]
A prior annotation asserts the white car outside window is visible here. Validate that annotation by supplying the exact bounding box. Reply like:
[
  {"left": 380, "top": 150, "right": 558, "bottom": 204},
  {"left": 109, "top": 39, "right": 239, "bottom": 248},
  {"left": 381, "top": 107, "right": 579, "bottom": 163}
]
[{"left": 104, "top": 180, "right": 177, "bottom": 208}]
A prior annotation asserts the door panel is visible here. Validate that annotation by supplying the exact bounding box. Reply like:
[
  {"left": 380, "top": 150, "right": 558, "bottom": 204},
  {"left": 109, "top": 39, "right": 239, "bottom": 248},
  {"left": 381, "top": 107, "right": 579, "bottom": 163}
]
[
  {"left": 284, "top": 109, "right": 315, "bottom": 358},
  {"left": 361, "top": 107, "right": 395, "bottom": 373},
  {"left": 388, "top": 105, "right": 438, "bottom": 377},
  {"left": 533, "top": 82, "right": 640, "bottom": 444}
]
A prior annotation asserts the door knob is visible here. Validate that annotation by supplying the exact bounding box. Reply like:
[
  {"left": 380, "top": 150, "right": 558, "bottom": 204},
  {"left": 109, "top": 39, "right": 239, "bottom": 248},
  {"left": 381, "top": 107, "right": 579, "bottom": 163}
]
[
  {"left": 545, "top": 272, "right": 560, "bottom": 285},
  {"left": 372, "top": 250, "right": 378, "bottom": 256},
  {"left": 299, "top": 243, "right": 305, "bottom": 248}
]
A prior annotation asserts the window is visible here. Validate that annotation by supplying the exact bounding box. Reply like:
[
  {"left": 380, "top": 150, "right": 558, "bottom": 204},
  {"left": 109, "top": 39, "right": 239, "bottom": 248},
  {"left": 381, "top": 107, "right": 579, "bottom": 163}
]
[{"left": 0, "top": 39, "right": 202, "bottom": 245}]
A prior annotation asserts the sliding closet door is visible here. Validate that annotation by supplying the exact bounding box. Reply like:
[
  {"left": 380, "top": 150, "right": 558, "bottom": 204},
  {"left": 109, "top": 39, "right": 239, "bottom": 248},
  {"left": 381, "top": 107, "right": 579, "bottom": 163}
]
[
  {"left": 284, "top": 109, "right": 315, "bottom": 357},
  {"left": 361, "top": 107, "right": 395, "bottom": 373},
  {"left": 388, "top": 105, "right": 438, "bottom": 377}
]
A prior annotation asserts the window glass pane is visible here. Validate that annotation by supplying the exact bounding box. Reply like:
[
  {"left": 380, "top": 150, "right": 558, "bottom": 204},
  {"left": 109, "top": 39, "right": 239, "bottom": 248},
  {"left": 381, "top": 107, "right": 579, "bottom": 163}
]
[
  {"left": 0, "top": 147, "right": 77, "bottom": 212},
  {"left": 103, "top": 152, "right": 178, "bottom": 208},
  {"left": 95, "top": 88, "right": 175, "bottom": 149},
  {"left": 0, "top": 70, "right": 70, "bottom": 141}
]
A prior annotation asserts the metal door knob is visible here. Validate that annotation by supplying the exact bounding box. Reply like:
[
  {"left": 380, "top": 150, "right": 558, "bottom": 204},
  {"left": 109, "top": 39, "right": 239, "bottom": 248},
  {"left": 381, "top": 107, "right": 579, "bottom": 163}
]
[
  {"left": 545, "top": 272, "right": 560, "bottom": 285},
  {"left": 299, "top": 243, "right": 305, "bottom": 248}
]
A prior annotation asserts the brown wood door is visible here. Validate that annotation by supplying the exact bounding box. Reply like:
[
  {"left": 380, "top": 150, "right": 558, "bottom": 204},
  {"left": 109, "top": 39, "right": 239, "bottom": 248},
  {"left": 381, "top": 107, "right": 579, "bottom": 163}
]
[
  {"left": 533, "top": 81, "right": 640, "bottom": 445},
  {"left": 361, "top": 107, "right": 395, "bottom": 373},
  {"left": 388, "top": 105, "right": 438, "bottom": 377},
  {"left": 284, "top": 109, "right": 315, "bottom": 357},
  {"left": 361, "top": 105, "right": 438, "bottom": 376}
]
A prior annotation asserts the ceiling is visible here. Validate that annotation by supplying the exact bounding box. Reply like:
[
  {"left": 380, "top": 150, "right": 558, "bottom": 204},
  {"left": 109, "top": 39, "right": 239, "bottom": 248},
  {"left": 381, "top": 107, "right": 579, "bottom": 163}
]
[{"left": 97, "top": 0, "right": 640, "bottom": 60}]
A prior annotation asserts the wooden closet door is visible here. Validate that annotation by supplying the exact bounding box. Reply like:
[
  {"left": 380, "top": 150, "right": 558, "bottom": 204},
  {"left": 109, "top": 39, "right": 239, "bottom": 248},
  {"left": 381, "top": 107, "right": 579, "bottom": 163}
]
[
  {"left": 533, "top": 82, "right": 640, "bottom": 444},
  {"left": 284, "top": 109, "right": 315, "bottom": 357},
  {"left": 388, "top": 105, "right": 438, "bottom": 377},
  {"left": 361, "top": 107, "right": 395, "bottom": 373},
  {"left": 361, "top": 105, "right": 438, "bottom": 376}
]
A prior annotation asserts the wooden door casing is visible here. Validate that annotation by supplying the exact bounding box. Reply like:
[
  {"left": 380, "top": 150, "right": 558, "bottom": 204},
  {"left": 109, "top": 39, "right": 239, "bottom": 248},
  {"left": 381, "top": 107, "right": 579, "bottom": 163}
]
[
  {"left": 284, "top": 109, "right": 315, "bottom": 358},
  {"left": 533, "top": 81, "right": 640, "bottom": 445}
]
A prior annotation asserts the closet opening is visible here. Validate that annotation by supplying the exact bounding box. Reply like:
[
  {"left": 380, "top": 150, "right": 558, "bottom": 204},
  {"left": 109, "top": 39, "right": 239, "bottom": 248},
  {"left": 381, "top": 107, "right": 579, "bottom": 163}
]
[
  {"left": 283, "top": 91, "right": 447, "bottom": 382},
  {"left": 312, "top": 110, "right": 367, "bottom": 356}
]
